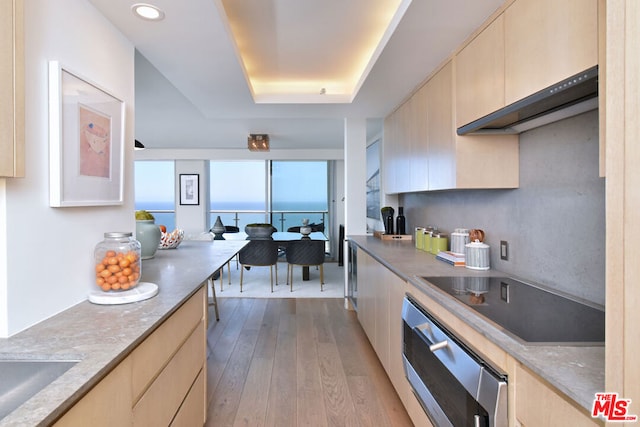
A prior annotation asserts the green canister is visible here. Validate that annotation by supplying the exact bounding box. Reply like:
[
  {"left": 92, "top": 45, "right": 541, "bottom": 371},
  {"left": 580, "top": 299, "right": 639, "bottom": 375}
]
[
  {"left": 430, "top": 232, "right": 448, "bottom": 255},
  {"left": 423, "top": 227, "right": 434, "bottom": 252},
  {"left": 415, "top": 227, "right": 424, "bottom": 249}
]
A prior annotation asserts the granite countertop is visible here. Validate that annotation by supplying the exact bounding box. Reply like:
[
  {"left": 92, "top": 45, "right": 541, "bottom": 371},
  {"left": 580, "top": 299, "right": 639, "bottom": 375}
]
[
  {"left": 347, "top": 235, "right": 604, "bottom": 412},
  {"left": 0, "top": 239, "right": 247, "bottom": 427}
]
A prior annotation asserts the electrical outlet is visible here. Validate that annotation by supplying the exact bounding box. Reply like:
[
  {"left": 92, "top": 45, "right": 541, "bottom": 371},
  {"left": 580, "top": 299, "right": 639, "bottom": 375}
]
[{"left": 500, "top": 240, "right": 509, "bottom": 260}]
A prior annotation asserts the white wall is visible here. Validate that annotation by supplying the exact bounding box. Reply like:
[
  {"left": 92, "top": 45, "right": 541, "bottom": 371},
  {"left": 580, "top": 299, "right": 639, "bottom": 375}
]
[{"left": 0, "top": 0, "right": 135, "bottom": 337}]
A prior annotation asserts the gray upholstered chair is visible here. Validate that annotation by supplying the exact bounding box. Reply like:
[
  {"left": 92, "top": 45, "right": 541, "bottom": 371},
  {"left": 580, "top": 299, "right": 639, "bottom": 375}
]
[
  {"left": 238, "top": 239, "right": 279, "bottom": 292},
  {"left": 285, "top": 239, "right": 325, "bottom": 292}
]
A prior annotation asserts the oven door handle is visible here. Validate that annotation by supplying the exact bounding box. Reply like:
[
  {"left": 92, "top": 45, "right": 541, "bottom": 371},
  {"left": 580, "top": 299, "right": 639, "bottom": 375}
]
[{"left": 415, "top": 322, "right": 450, "bottom": 353}]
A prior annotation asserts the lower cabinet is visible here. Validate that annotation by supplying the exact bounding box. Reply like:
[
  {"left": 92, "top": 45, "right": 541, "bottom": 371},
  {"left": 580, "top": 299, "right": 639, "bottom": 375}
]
[
  {"left": 356, "top": 251, "right": 411, "bottom": 416},
  {"left": 515, "top": 365, "right": 600, "bottom": 427},
  {"left": 54, "top": 286, "right": 207, "bottom": 426},
  {"left": 357, "top": 248, "right": 600, "bottom": 427}
]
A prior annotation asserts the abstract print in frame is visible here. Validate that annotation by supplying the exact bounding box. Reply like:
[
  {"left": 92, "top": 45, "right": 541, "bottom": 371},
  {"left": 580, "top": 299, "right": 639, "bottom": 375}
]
[{"left": 49, "top": 61, "right": 125, "bottom": 207}]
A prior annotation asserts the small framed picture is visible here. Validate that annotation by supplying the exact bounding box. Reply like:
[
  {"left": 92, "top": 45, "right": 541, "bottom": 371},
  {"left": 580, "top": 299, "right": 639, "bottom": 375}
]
[{"left": 179, "top": 174, "right": 200, "bottom": 205}]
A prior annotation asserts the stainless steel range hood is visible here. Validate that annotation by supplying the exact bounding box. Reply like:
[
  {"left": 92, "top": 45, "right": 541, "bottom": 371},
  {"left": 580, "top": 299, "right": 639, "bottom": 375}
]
[{"left": 457, "top": 65, "right": 598, "bottom": 135}]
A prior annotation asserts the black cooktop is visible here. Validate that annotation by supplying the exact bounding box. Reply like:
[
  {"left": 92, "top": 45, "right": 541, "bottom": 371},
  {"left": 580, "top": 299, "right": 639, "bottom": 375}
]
[{"left": 422, "top": 276, "right": 605, "bottom": 345}]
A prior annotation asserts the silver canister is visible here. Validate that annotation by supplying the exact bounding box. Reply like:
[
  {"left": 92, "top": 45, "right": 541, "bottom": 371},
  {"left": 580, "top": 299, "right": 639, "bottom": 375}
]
[
  {"left": 464, "top": 241, "right": 490, "bottom": 270},
  {"left": 450, "top": 228, "right": 470, "bottom": 255}
]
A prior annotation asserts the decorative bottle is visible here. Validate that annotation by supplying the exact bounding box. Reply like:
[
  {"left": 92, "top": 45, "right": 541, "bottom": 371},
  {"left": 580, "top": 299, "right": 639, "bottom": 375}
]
[{"left": 396, "top": 207, "right": 406, "bottom": 235}]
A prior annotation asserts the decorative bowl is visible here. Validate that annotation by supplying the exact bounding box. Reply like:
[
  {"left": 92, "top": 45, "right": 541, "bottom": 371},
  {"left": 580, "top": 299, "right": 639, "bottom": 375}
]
[{"left": 158, "top": 229, "right": 184, "bottom": 249}]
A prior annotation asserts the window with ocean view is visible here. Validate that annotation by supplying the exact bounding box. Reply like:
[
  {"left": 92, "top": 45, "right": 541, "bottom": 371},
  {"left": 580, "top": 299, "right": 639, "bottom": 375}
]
[
  {"left": 134, "top": 161, "right": 176, "bottom": 231},
  {"left": 209, "top": 161, "right": 267, "bottom": 229},
  {"left": 208, "top": 160, "right": 329, "bottom": 233},
  {"left": 271, "top": 161, "right": 328, "bottom": 232}
]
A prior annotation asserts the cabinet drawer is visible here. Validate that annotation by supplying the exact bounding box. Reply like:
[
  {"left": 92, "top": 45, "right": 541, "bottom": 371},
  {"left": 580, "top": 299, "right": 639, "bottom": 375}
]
[
  {"left": 53, "top": 357, "right": 132, "bottom": 427},
  {"left": 132, "top": 319, "right": 205, "bottom": 426},
  {"left": 131, "top": 287, "right": 205, "bottom": 402},
  {"left": 170, "top": 369, "right": 206, "bottom": 427}
]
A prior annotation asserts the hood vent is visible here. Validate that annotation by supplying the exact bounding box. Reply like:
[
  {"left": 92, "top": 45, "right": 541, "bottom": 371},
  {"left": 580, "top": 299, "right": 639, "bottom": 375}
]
[{"left": 457, "top": 65, "right": 598, "bottom": 135}]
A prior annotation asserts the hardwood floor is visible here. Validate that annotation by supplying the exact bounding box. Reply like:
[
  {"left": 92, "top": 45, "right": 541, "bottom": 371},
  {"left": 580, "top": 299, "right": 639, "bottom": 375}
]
[{"left": 205, "top": 298, "right": 413, "bottom": 426}]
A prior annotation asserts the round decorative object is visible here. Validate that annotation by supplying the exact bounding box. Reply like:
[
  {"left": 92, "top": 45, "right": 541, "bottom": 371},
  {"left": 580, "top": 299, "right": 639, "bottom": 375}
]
[
  {"left": 136, "top": 220, "right": 162, "bottom": 259},
  {"left": 94, "top": 232, "right": 141, "bottom": 292},
  {"left": 158, "top": 229, "right": 184, "bottom": 249},
  {"left": 244, "top": 224, "right": 275, "bottom": 240},
  {"left": 300, "top": 218, "right": 311, "bottom": 236},
  {"left": 211, "top": 216, "right": 226, "bottom": 240}
]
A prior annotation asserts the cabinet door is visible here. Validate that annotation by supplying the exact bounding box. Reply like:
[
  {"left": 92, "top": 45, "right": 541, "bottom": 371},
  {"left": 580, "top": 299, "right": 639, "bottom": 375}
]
[
  {"left": 388, "top": 272, "right": 408, "bottom": 404},
  {"left": 356, "top": 250, "right": 375, "bottom": 344},
  {"left": 515, "top": 365, "right": 599, "bottom": 426},
  {"left": 455, "top": 14, "right": 505, "bottom": 128},
  {"left": 409, "top": 86, "right": 429, "bottom": 192},
  {"left": 0, "top": 0, "right": 24, "bottom": 177},
  {"left": 505, "top": 0, "right": 598, "bottom": 104},
  {"left": 427, "top": 61, "right": 456, "bottom": 191}
]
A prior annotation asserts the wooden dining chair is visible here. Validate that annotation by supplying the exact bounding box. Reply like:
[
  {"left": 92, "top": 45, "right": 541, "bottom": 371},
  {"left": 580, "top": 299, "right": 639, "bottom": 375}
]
[{"left": 285, "top": 239, "right": 325, "bottom": 292}]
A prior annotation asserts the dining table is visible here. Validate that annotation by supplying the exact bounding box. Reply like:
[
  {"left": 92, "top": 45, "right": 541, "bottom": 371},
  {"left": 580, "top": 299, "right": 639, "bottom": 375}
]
[{"left": 222, "top": 231, "right": 328, "bottom": 280}]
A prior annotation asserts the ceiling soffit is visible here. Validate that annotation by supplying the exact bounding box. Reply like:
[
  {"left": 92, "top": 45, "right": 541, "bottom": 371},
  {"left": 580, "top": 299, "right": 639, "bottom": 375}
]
[{"left": 216, "top": 0, "right": 412, "bottom": 104}]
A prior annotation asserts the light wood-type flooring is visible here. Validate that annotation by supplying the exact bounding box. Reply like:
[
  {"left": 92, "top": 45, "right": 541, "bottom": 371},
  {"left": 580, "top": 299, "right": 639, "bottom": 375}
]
[{"left": 205, "top": 297, "right": 413, "bottom": 426}]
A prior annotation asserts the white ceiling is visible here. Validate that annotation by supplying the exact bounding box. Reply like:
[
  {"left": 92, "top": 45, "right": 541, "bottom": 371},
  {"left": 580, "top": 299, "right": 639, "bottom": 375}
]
[{"left": 88, "top": 0, "right": 505, "bottom": 150}]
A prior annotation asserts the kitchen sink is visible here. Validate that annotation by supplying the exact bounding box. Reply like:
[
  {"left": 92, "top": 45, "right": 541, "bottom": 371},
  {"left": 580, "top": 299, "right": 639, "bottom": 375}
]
[{"left": 0, "top": 359, "right": 79, "bottom": 419}]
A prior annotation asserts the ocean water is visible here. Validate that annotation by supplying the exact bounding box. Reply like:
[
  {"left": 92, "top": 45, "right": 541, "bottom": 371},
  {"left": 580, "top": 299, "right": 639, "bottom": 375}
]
[{"left": 136, "top": 201, "right": 328, "bottom": 234}]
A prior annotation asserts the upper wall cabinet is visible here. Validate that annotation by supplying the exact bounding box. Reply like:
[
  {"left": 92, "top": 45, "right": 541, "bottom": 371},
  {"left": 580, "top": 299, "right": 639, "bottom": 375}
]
[
  {"left": 504, "top": 0, "right": 598, "bottom": 105},
  {"left": 383, "top": 61, "right": 519, "bottom": 194},
  {"left": 455, "top": 14, "right": 505, "bottom": 129},
  {"left": 432, "top": 61, "right": 518, "bottom": 191},
  {"left": 0, "top": 0, "right": 24, "bottom": 177}
]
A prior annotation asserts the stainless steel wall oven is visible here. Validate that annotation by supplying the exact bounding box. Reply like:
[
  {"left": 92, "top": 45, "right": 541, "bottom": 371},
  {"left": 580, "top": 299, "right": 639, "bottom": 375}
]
[{"left": 402, "top": 295, "right": 508, "bottom": 427}]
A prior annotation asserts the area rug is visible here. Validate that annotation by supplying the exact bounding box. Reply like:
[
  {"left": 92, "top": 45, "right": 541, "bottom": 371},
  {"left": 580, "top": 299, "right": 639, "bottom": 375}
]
[{"left": 210, "top": 260, "right": 345, "bottom": 298}]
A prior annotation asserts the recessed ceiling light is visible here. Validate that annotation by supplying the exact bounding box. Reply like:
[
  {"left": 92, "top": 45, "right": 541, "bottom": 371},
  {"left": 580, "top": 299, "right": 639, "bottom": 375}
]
[{"left": 132, "top": 3, "right": 165, "bottom": 21}]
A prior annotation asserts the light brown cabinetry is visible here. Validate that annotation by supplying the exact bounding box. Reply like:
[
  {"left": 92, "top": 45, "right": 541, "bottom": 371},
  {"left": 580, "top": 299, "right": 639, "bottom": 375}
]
[
  {"left": 515, "top": 364, "right": 600, "bottom": 426},
  {"left": 384, "top": 61, "right": 518, "bottom": 193},
  {"left": 0, "top": 0, "right": 24, "bottom": 177},
  {"left": 54, "top": 287, "right": 207, "bottom": 426},
  {"left": 356, "top": 251, "right": 414, "bottom": 418},
  {"left": 455, "top": 14, "right": 505, "bottom": 128},
  {"left": 504, "top": 0, "right": 598, "bottom": 105}
]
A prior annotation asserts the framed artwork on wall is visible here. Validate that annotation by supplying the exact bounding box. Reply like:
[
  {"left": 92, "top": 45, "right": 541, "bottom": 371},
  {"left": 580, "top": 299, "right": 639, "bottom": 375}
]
[
  {"left": 366, "top": 139, "right": 381, "bottom": 220},
  {"left": 180, "top": 174, "right": 199, "bottom": 205},
  {"left": 48, "top": 61, "right": 125, "bottom": 207}
]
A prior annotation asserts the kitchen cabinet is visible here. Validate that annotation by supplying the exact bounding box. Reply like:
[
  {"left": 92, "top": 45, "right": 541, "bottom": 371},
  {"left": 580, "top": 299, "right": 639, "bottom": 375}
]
[
  {"left": 52, "top": 357, "right": 133, "bottom": 426},
  {"left": 504, "top": 0, "right": 598, "bottom": 105},
  {"left": 356, "top": 250, "right": 409, "bottom": 405},
  {"left": 384, "top": 60, "right": 519, "bottom": 193},
  {"left": 455, "top": 14, "right": 505, "bottom": 129},
  {"left": 54, "top": 287, "right": 207, "bottom": 426},
  {"left": 516, "top": 364, "right": 600, "bottom": 426},
  {"left": 0, "top": 0, "right": 25, "bottom": 177}
]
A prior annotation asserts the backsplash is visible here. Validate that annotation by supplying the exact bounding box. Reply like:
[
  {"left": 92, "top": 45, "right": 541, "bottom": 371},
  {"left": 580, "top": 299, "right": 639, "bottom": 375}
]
[{"left": 402, "top": 110, "right": 604, "bottom": 305}]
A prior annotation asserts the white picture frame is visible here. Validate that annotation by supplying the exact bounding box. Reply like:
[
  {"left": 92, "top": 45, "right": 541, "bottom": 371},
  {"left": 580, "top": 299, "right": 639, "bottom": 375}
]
[
  {"left": 180, "top": 174, "right": 199, "bottom": 205},
  {"left": 49, "top": 61, "right": 125, "bottom": 207}
]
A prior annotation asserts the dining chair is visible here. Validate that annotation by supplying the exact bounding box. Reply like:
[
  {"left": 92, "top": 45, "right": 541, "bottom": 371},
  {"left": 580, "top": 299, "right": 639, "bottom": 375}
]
[
  {"left": 285, "top": 239, "right": 325, "bottom": 291},
  {"left": 238, "top": 239, "right": 280, "bottom": 292}
]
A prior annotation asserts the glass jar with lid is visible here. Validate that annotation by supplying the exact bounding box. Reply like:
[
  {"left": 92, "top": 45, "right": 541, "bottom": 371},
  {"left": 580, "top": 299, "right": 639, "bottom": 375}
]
[{"left": 94, "top": 232, "right": 141, "bottom": 291}]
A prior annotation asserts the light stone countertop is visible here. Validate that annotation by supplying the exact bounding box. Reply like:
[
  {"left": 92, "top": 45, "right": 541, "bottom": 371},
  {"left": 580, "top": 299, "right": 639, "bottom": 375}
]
[
  {"left": 0, "top": 239, "right": 248, "bottom": 427},
  {"left": 347, "top": 235, "right": 604, "bottom": 412}
]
